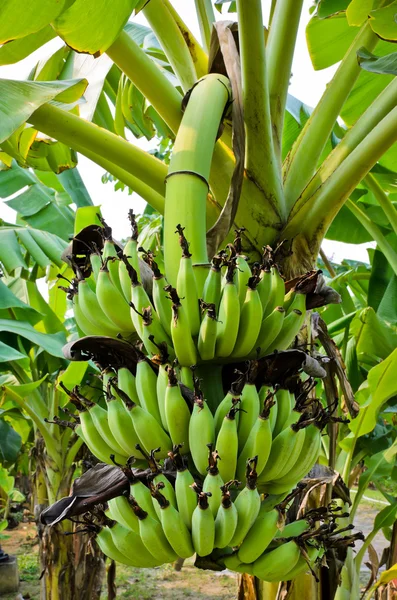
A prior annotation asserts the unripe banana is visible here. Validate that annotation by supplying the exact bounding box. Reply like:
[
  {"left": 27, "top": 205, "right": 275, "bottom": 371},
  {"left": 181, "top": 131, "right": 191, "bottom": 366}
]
[
  {"left": 86, "top": 401, "right": 129, "bottom": 458},
  {"left": 175, "top": 225, "right": 201, "bottom": 336},
  {"left": 231, "top": 274, "right": 262, "bottom": 358},
  {"left": 110, "top": 382, "right": 171, "bottom": 459},
  {"left": 216, "top": 406, "right": 239, "bottom": 484},
  {"left": 73, "top": 291, "right": 105, "bottom": 336},
  {"left": 157, "top": 362, "right": 170, "bottom": 431},
  {"left": 223, "top": 553, "right": 254, "bottom": 575},
  {"left": 254, "top": 306, "right": 285, "bottom": 357},
  {"left": 266, "top": 308, "right": 306, "bottom": 353},
  {"left": 137, "top": 447, "right": 178, "bottom": 518},
  {"left": 143, "top": 254, "right": 172, "bottom": 337},
  {"left": 202, "top": 253, "right": 223, "bottom": 311},
  {"left": 229, "top": 457, "right": 261, "bottom": 547},
  {"left": 237, "top": 364, "right": 261, "bottom": 449},
  {"left": 197, "top": 301, "right": 217, "bottom": 361},
  {"left": 285, "top": 291, "right": 306, "bottom": 315},
  {"left": 214, "top": 373, "right": 245, "bottom": 436},
  {"left": 96, "top": 263, "right": 134, "bottom": 332},
  {"left": 90, "top": 252, "right": 101, "bottom": 282},
  {"left": 133, "top": 305, "right": 173, "bottom": 359},
  {"left": 128, "top": 472, "right": 159, "bottom": 522},
  {"left": 203, "top": 446, "right": 224, "bottom": 517},
  {"left": 191, "top": 486, "right": 215, "bottom": 557},
  {"left": 281, "top": 544, "right": 320, "bottom": 581},
  {"left": 107, "top": 495, "right": 139, "bottom": 533},
  {"left": 259, "top": 385, "right": 277, "bottom": 432},
  {"left": 75, "top": 417, "right": 125, "bottom": 466},
  {"left": 77, "top": 278, "right": 123, "bottom": 337},
  {"left": 236, "top": 392, "right": 274, "bottom": 482},
  {"left": 236, "top": 254, "right": 252, "bottom": 306},
  {"left": 252, "top": 540, "right": 300, "bottom": 581},
  {"left": 165, "top": 366, "right": 191, "bottom": 453},
  {"left": 102, "top": 239, "right": 122, "bottom": 293},
  {"left": 273, "top": 388, "right": 294, "bottom": 438},
  {"left": 214, "top": 482, "right": 238, "bottom": 549},
  {"left": 97, "top": 526, "right": 141, "bottom": 567},
  {"left": 118, "top": 210, "right": 141, "bottom": 302},
  {"left": 167, "top": 286, "right": 198, "bottom": 367},
  {"left": 130, "top": 497, "right": 177, "bottom": 563},
  {"left": 170, "top": 445, "right": 197, "bottom": 530},
  {"left": 237, "top": 503, "right": 283, "bottom": 563},
  {"left": 135, "top": 358, "right": 162, "bottom": 424},
  {"left": 189, "top": 388, "right": 215, "bottom": 476},
  {"left": 216, "top": 261, "right": 240, "bottom": 358},
  {"left": 274, "top": 518, "right": 310, "bottom": 539},
  {"left": 262, "top": 266, "right": 285, "bottom": 319},
  {"left": 256, "top": 267, "right": 272, "bottom": 315},
  {"left": 117, "top": 367, "right": 139, "bottom": 405},
  {"left": 109, "top": 521, "right": 164, "bottom": 567},
  {"left": 257, "top": 423, "right": 306, "bottom": 484},
  {"left": 151, "top": 483, "right": 195, "bottom": 559},
  {"left": 106, "top": 389, "right": 145, "bottom": 458}
]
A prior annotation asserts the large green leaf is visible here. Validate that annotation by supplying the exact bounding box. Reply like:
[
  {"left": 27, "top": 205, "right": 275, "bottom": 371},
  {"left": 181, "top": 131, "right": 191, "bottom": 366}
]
[
  {"left": 0, "top": 79, "right": 87, "bottom": 144},
  {"left": 0, "top": 26, "right": 56, "bottom": 66},
  {"left": 0, "top": 320, "right": 65, "bottom": 357},
  {"left": 0, "top": 419, "right": 22, "bottom": 466},
  {"left": 0, "top": 225, "right": 66, "bottom": 275},
  {"left": 369, "top": 1, "right": 397, "bottom": 41},
  {"left": 377, "top": 275, "right": 397, "bottom": 324},
  {"left": 368, "top": 247, "right": 393, "bottom": 311},
  {"left": 0, "top": 0, "right": 67, "bottom": 44},
  {"left": 350, "top": 307, "right": 397, "bottom": 364},
  {"left": 0, "top": 341, "right": 28, "bottom": 364},
  {"left": 346, "top": 0, "right": 375, "bottom": 26},
  {"left": 368, "top": 347, "right": 397, "bottom": 408},
  {"left": 306, "top": 13, "right": 357, "bottom": 70},
  {"left": 358, "top": 47, "right": 397, "bottom": 75},
  {"left": 53, "top": 0, "right": 139, "bottom": 55},
  {"left": 317, "top": 0, "right": 350, "bottom": 18},
  {"left": 57, "top": 168, "right": 92, "bottom": 208},
  {"left": 326, "top": 205, "right": 374, "bottom": 243}
]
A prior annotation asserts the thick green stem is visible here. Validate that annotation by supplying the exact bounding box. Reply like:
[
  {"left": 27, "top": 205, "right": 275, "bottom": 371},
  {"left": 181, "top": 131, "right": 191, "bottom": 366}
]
[
  {"left": 164, "top": 74, "right": 231, "bottom": 284},
  {"left": 162, "top": 0, "right": 208, "bottom": 79},
  {"left": 28, "top": 103, "right": 167, "bottom": 196},
  {"left": 364, "top": 173, "right": 397, "bottom": 238},
  {"left": 106, "top": 30, "right": 182, "bottom": 134},
  {"left": 283, "top": 105, "right": 397, "bottom": 263},
  {"left": 283, "top": 22, "right": 378, "bottom": 210},
  {"left": 194, "top": 0, "right": 215, "bottom": 53},
  {"left": 298, "top": 77, "right": 397, "bottom": 208},
  {"left": 236, "top": 0, "right": 285, "bottom": 219},
  {"left": 143, "top": 0, "right": 198, "bottom": 92},
  {"left": 267, "top": 0, "right": 304, "bottom": 165},
  {"left": 346, "top": 199, "right": 397, "bottom": 277}
]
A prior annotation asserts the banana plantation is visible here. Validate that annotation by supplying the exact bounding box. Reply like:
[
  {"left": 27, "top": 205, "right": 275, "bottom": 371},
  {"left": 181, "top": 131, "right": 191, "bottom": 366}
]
[{"left": 1, "top": 0, "right": 397, "bottom": 598}]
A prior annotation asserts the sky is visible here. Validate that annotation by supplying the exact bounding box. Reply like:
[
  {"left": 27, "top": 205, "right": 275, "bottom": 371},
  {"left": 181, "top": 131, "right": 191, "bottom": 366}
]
[{"left": 0, "top": 0, "right": 374, "bottom": 263}]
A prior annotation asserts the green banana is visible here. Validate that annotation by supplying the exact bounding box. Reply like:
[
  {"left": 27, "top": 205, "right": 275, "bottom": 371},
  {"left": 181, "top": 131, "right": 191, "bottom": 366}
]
[
  {"left": 229, "top": 457, "right": 261, "bottom": 548},
  {"left": 273, "top": 388, "right": 294, "bottom": 438},
  {"left": 96, "top": 262, "right": 134, "bottom": 331},
  {"left": 151, "top": 483, "right": 195, "bottom": 559},
  {"left": 237, "top": 364, "right": 261, "bottom": 449},
  {"left": 118, "top": 210, "right": 141, "bottom": 302},
  {"left": 202, "top": 253, "right": 223, "bottom": 311},
  {"left": 197, "top": 301, "right": 217, "bottom": 361},
  {"left": 102, "top": 240, "right": 122, "bottom": 293},
  {"left": 214, "top": 372, "right": 245, "bottom": 436},
  {"left": 256, "top": 267, "right": 272, "bottom": 316},
  {"left": 75, "top": 416, "right": 125, "bottom": 465},
  {"left": 257, "top": 423, "right": 307, "bottom": 484},
  {"left": 285, "top": 291, "right": 306, "bottom": 315},
  {"left": 129, "top": 497, "right": 177, "bottom": 563},
  {"left": 264, "top": 424, "right": 321, "bottom": 494},
  {"left": 262, "top": 266, "right": 285, "bottom": 319},
  {"left": 137, "top": 447, "right": 177, "bottom": 518},
  {"left": 175, "top": 224, "right": 201, "bottom": 336},
  {"left": 252, "top": 540, "right": 301, "bottom": 581},
  {"left": 231, "top": 274, "right": 263, "bottom": 358},
  {"left": 97, "top": 526, "right": 141, "bottom": 567},
  {"left": 110, "top": 382, "right": 171, "bottom": 459},
  {"left": 236, "top": 392, "right": 274, "bottom": 482},
  {"left": 274, "top": 518, "right": 310, "bottom": 539},
  {"left": 233, "top": 229, "right": 252, "bottom": 306},
  {"left": 171, "top": 445, "right": 197, "bottom": 530},
  {"left": 90, "top": 252, "right": 101, "bottom": 282},
  {"left": 117, "top": 367, "right": 139, "bottom": 405},
  {"left": 216, "top": 260, "right": 240, "bottom": 358},
  {"left": 189, "top": 385, "right": 215, "bottom": 476},
  {"left": 214, "top": 482, "right": 238, "bottom": 549},
  {"left": 167, "top": 286, "right": 198, "bottom": 367},
  {"left": 216, "top": 406, "right": 239, "bottom": 484},
  {"left": 258, "top": 385, "right": 278, "bottom": 432},
  {"left": 237, "top": 503, "right": 283, "bottom": 563},
  {"left": 135, "top": 358, "right": 162, "bottom": 424},
  {"left": 133, "top": 305, "right": 173, "bottom": 358},
  {"left": 165, "top": 366, "right": 191, "bottom": 452},
  {"left": 223, "top": 553, "right": 254, "bottom": 575},
  {"left": 143, "top": 254, "right": 172, "bottom": 337},
  {"left": 155, "top": 361, "right": 170, "bottom": 431},
  {"left": 127, "top": 469, "right": 159, "bottom": 522},
  {"left": 106, "top": 387, "right": 144, "bottom": 458},
  {"left": 202, "top": 446, "right": 224, "bottom": 517},
  {"left": 191, "top": 486, "right": 215, "bottom": 557},
  {"left": 109, "top": 521, "right": 163, "bottom": 567},
  {"left": 282, "top": 544, "right": 320, "bottom": 581},
  {"left": 107, "top": 494, "right": 139, "bottom": 533},
  {"left": 266, "top": 308, "right": 306, "bottom": 354},
  {"left": 255, "top": 306, "right": 285, "bottom": 357},
  {"left": 72, "top": 290, "right": 105, "bottom": 336},
  {"left": 77, "top": 278, "right": 123, "bottom": 337}
]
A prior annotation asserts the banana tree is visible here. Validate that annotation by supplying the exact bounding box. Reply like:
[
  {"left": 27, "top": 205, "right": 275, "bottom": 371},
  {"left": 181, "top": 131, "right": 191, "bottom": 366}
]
[
  {"left": 1, "top": 0, "right": 397, "bottom": 598},
  {"left": 0, "top": 164, "right": 107, "bottom": 600}
]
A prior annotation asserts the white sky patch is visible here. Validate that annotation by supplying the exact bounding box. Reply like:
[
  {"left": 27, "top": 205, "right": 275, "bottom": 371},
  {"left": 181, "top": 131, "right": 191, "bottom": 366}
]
[{"left": 0, "top": 1, "right": 372, "bottom": 263}]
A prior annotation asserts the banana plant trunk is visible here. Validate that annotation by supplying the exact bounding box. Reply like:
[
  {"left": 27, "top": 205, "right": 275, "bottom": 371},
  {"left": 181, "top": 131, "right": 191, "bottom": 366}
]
[{"left": 34, "top": 435, "right": 105, "bottom": 600}]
